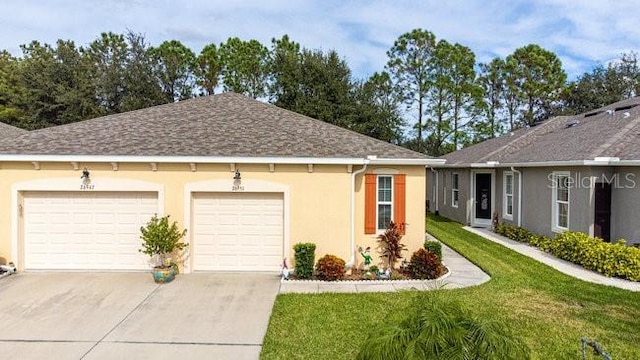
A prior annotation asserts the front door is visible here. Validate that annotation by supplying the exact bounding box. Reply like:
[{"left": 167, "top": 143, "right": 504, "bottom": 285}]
[
  {"left": 594, "top": 182, "right": 611, "bottom": 242},
  {"left": 475, "top": 173, "right": 492, "bottom": 221}
]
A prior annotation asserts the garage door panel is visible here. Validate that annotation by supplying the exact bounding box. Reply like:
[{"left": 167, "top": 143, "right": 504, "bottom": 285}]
[
  {"left": 23, "top": 191, "right": 158, "bottom": 270},
  {"left": 193, "top": 192, "right": 284, "bottom": 271}
]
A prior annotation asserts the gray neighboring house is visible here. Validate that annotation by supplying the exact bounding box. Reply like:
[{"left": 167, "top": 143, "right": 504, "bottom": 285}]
[{"left": 427, "top": 97, "right": 640, "bottom": 245}]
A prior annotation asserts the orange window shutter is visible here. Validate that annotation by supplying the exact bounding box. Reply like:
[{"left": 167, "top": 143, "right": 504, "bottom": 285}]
[
  {"left": 394, "top": 174, "right": 406, "bottom": 234},
  {"left": 364, "top": 174, "right": 377, "bottom": 234}
]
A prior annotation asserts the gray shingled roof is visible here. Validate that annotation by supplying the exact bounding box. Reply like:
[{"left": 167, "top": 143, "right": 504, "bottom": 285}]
[
  {"left": 0, "top": 122, "right": 27, "bottom": 138},
  {"left": 442, "top": 97, "right": 640, "bottom": 165},
  {"left": 0, "top": 93, "right": 429, "bottom": 160}
]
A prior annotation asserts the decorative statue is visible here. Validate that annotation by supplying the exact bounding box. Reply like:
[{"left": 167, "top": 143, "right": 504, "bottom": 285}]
[
  {"left": 359, "top": 246, "right": 372, "bottom": 270},
  {"left": 281, "top": 258, "right": 291, "bottom": 280}
]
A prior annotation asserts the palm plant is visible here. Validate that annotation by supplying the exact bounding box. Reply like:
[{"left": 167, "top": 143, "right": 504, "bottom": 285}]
[{"left": 357, "top": 293, "right": 530, "bottom": 359}]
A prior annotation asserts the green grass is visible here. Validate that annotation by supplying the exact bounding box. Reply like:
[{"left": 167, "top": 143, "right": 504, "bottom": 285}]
[{"left": 261, "top": 215, "right": 640, "bottom": 359}]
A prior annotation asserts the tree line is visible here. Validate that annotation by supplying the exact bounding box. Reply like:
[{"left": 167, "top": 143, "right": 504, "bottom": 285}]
[{"left": 0, "top": 29, "right": 638, "bottom": 156}]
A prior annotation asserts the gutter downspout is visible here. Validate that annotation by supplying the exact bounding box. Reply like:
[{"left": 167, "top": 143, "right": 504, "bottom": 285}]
[
  {"left": 430, "top": 168, "right": 439, "bottom": 215},
  {"left": 511, "top": 167, "right": 522, "bottom": 227},
  {"left": 346, "top": 161, "right": 369, "bottom": 268}
]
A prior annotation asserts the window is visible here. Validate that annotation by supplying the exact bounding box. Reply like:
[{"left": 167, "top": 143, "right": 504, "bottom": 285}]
[
  {"left": 451, "top": 173, "right": 459, "bottom": 208},
  {"left": 377, "top": 175, "right": 393, "bottom": 230},
  {"left": 552, "top": 172, "right": 570, "bottom": 231},
  {"left": 503, "top": 172, "right": 514, "bottom": 219},
  {"left": 365, "top": 173, "right": 405, "bottom": 235}
]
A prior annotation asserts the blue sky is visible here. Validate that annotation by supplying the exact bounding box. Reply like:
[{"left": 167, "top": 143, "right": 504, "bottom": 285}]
[{"left": 1, "top": 0, "right": 638, "bottom": 81}]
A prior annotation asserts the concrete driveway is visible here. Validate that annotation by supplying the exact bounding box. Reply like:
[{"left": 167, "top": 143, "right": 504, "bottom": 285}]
[{"left": 0, "top": 272, "right": 280, "bottom": 360}]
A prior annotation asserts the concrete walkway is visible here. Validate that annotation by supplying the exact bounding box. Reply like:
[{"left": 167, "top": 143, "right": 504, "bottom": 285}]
[
  {"left": 279, "top": 240, "right": 490, "bottom": 294},
  {"left": 464, "top": 226, "right": 640, "bottom": 292}
]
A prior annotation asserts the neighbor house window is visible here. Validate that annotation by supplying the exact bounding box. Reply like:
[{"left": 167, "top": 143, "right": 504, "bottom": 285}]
[
  {"left": 552, "top": 172, "right": 570, "bottom": 232},
  {"left": 451, "top": 173, "right": 459, "bottom": 208},
  {"left": 377, "top": 175, "right": 393, "bottom": 230},
  {"left": 503, "top": 172, "right": 514, "bottom": 219}
]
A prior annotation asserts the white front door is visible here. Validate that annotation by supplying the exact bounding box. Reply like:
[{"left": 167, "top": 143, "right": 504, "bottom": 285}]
[
  {"left": 23, "top": 191, "right": 159, "bottom": 270},
  {"left": 192, "top": 192, "right": 284, "bottom": 271}
]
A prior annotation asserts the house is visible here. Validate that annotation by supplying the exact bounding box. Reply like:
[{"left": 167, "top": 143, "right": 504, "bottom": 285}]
[
  {"left": 0, "top": 93, "right": 443, "bottom": 272},
  {"left": 428, "top": 97, "right": 640, "bottom": 245},
  {"left": 0, "top": 122, "right": 27, "bottom": 137}
]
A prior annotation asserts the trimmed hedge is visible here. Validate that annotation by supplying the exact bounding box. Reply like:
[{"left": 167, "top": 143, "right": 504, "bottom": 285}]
[
  {"left": 424, "top": 240, "right": 442, "bottom": 260},
  {"left": 495, "top": 223, "right": 640, "bottom": 281},
  {"left": 293, "top": 242, "right": 316, "bottom": 279}
]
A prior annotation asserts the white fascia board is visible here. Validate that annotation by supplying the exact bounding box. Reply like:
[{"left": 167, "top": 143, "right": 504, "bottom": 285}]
[
  {"left": 0, "top": 154, "right": 441, "bottom": 166},
  {"left": 368, "top": 158, "right": 444, "bottom": 166},
  {"left": 0, "top": 154, "right": 366, "bottom": 165}
]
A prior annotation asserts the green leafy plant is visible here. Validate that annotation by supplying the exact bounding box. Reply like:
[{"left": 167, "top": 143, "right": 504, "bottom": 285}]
[
  {"left": 293, "top": 242, "right": 316, "bottom": 279},
  {"left": 368, "top": 265, "right": 379, "bottom": 274},
  {"left": 315, "top": 254, "right": 346, "bottom": 281},
  {"left": 377, "top": 221, "right": 407, "bottom": 269},
  {"left": 408, "top": 248, "right": 445, "bottom": 280},
  {"left": 357, "top": 293, "right": 530, "bottom": 360},
  {"left": 424, "top": 240, "right": 442, "bottom": 260},
  {"left": 495, "top": 222, "right": 640, "bottom": 281},
  {"left": 139, "top": 214, "right": 187, "bottom": 269}
]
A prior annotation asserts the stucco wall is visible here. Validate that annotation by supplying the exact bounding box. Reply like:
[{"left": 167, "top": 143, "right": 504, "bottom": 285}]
[
  {"left": 0, "top": 162, "right": 426, "bottom": 270},
  {"left": 427, "top": 168, "right": 471, "bottom": 225}
]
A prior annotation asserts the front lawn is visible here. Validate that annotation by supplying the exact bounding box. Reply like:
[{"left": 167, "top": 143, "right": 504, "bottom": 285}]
[{"left": 260, "top": 215, "right": 640, "bottom": 359}]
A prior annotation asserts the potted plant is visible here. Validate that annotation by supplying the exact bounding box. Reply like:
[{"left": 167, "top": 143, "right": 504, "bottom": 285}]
[{"left": 139, "top": 214, "right": 188, "bottom": 283}]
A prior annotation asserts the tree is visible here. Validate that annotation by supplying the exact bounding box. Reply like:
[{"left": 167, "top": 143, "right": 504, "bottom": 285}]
[
  {"left": 120, "top": 31, "right": 165, "bottom": 112},
  {"left": 196, "top": 43, "right": 222, "bottom": 96},
  {"left": 477, "top": 58, "right": 506, "bottom": 138},
  {"left": 149, "top": 40, "right": 197, "bottom": 102},
  {"left": 0, "top": 50, "right": 26, "bottom": 126},
  {"left": 562, "top": 52, "right": 640, "bottom": 114},
  {"left": 219, "top": 37, "right": 269, "bottom": 98},
  {"left": 18, "top": 40, "right": 100, "bottom": 129},
  {"left": 352, "top": 72, "right": 404, "bottom": 143},
  {"left": 268, "top": 35, "right": 302, "bottom": 107},
  {"left": 507, "top": 44, "right": 566, "bottom": 126},
  {"left": 386, "top": 29, "right": 437, "bottom": 153},
  {"left": 426, "top": 40, "right": 481, "bottom": 153},
  {"left": 83, "top": 32, "right": 128, "bottom": 114}
]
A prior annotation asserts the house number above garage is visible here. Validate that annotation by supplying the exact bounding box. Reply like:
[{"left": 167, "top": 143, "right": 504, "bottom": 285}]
[{"left": 232, "top": 170, "right": 244, "bottom": 191}]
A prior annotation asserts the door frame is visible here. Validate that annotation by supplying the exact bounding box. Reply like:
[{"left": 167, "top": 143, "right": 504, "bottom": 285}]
[
  {"left": 593, "top": 182, "right": 612, "bottom": 242},
  {"left": 470, "top": 170, "right": 495, "bottom": 227},
  {"left": 184, "top": 179, "right": 290, "bottom": 274}
]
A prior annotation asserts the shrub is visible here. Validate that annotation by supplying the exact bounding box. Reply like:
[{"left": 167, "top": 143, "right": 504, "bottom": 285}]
[
  {"left": 495, "top": 222, "right": 640, "bottom": 281},
  {"left": 424, "top": 240, "right": 442, "bottom": 260},
  {"left": 293, "top": 242, "right": 316, "bottom": 279},
  {"left": 139, "top": 214, "right": 187, "bottom": 268},
  {"left": 357, "top": 293, "right": 530, "bottom": 359},
  {"left": 377, "top": 221, "right": 407, "bottom": 269},
  {"left": 315, "top": 254, "right": 346, "bottom": 281},
  {"left": 407, "top": 248, "right": 445, "bottom": 280},
  {"left": 368, "top": 265, "right": 379, "bottom": 274}
]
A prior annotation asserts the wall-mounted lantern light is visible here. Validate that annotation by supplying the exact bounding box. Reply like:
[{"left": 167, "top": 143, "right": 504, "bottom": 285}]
[
  {"left": 81, "top": 168, "right": 91, "bottom": 185},
  {"left": 232, "top": 170, "right": 244, "bottom": 191}
]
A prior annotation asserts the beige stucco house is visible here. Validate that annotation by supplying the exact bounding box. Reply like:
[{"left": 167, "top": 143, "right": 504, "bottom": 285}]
[{"left": 0, "top": 93, "right": 443, "bottom": 273}]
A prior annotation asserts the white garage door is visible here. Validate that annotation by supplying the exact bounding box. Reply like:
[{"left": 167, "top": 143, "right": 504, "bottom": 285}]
[
  {"left": 23, "top": 191, "right": 158, "bottom": 270},
  {"left": 192, "top": 192, "right": 284, "bottom": 271}
]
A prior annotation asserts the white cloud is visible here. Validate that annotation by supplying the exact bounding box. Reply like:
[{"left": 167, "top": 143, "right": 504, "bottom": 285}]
[{"left": 1, "top": 0, "right": 639, "bottom": 80}]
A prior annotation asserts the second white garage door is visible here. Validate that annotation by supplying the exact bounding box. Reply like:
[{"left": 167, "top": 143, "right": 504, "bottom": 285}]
[{"left": 192, "top": 192, "right": 284, "bottom": 271}]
